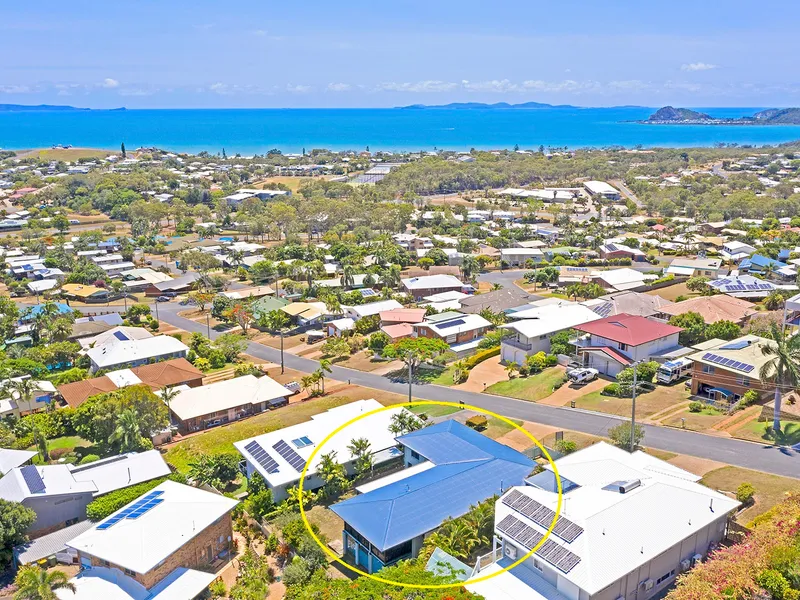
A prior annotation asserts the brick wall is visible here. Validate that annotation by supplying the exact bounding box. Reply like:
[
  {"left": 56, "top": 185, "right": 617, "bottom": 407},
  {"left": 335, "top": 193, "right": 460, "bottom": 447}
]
[
  {"left": 82, "top": 512, "right": 233, "bottom": 590},
  {"left": 690, "top": 364, "right": 770, "bottom": 399}
]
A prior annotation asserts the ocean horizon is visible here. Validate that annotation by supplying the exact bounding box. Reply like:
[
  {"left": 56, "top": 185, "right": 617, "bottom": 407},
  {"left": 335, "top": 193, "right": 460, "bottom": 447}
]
[{"left": 2, "top": 106, "right": 800, "bottom": 155}]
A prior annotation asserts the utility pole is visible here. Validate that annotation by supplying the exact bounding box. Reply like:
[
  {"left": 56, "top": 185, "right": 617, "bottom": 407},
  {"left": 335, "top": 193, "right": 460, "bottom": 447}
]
[
  {"left": 630, "top": 361, "right": 638, "bottom": 453},
  {"left": 206, "top": 312, "right": 211, "bottom": 339},
  {"left": 407, "top": 357, "right": 413, "bottom": 406},
  {"left": 280, "top": 329, "right": 285, "bottom": 374}
]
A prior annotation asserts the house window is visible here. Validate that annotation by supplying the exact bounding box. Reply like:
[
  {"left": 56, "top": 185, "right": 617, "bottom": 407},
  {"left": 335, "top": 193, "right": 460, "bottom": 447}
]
[
  {"left": 124, "top": 568, "right": 136, "bottom": 577},
  {"left": 702, "top": 365, "right": 715, "bottom": 374},
  {"left": 532, "top": 559, "right": 543, "bottom": 572},
  {"left": 736, "top": 376, "right": 750, "bottom": 387},
  {"left": 100, "top": 560, "right": 110, "bottom": 567},
  {"left": 618, "top": 342, "right": 628, "bottom": 351},
  {"left": 410, "top": 450, "right": 420, "bottom": 460},
  {"left": 656, "top": 570, "right": 676, "bottom": 585}
]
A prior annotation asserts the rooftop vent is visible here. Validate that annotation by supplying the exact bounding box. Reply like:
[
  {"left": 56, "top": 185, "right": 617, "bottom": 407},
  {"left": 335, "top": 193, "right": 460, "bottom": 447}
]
[{"left": 608, "top": 479, "right": 641, "bottom": 494}]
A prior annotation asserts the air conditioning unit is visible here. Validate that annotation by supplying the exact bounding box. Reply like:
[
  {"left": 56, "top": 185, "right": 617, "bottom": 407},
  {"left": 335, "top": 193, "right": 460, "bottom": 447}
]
[
  {"left": 680, "top": 559, "right": 691, "bottom": 572},
  {"left": 691, "top": 553, "right": 703, "bottom": 567},
  {"left": 504, "top": 544, "right": 518, "bottom": 560},
  {"left": 639, "top": 579, "right": 654, "bottom": 592}
]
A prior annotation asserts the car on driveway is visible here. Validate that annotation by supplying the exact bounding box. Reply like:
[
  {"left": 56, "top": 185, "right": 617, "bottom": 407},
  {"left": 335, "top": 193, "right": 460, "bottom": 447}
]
[
  {"left": 567, "top": 367, "right": 599, "bottom": 385},
  {"left": 156, "top": 295, "right": 171, "bottom": 302}
]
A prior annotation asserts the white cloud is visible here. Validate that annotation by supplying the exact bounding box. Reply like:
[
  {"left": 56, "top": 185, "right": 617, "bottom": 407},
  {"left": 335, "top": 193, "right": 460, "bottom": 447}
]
[
  {"left": 0, "top": 85, "right": 31, "bottom": 94},
  {"left": 376, "top": 80, "right": 459, "bottom": 93},
  {"left": 102, "top": 78, "right": 119, "bottom": 89},
  {"left": 209, "top": 82, "right": 230, "bottom": 95},
  {"left": 327, "top": 82, "right": 352, "bottom": 92},
  {"left": 681, "top": 62, "right": 718, "bottom": 72},
  {"left": 462, "top": 79, "right": 520, "bottom": 93},
  {"left": 252, "top": 29, "right": 267, "bottom": 36},
  {"left": 286, "top": 84, "right": 313, "bottom": 94}
]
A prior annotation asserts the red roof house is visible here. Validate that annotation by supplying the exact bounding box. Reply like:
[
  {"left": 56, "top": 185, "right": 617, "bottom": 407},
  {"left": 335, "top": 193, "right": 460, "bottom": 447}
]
[{"left": 572, "top": 314, "right": 683, "bottom": 376}]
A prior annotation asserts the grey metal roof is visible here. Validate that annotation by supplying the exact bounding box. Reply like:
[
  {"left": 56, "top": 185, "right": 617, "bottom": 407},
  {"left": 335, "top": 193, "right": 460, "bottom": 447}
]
[{"left": 14, "top": 520, "right": 94, "bottom": 565}]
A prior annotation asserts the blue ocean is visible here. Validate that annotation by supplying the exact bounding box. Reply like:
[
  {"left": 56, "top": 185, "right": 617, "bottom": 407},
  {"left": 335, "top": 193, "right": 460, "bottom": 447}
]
[{"left": 2, "top": 106, "right": 800, "bottom": 155}]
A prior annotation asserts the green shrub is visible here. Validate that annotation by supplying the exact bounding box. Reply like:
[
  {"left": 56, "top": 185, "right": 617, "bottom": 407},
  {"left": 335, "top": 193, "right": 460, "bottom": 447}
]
[
  {"left": 78, "top": 454, "right": 100, "bottom": 465},
  {"left": 463, "top": 346, "right": 500, "bottom": 370},
  {"left": 208, "top": 580, "right": 227, "bottom": 599},
  {"left": 526, "top": 351, "right": 547, "bottom": 374},
  {"left": 688, "top": 401, "right": 704, "bottom": 413},
  {"left": 736, "top": 482, "right": 756, "bottom": 504},
  {"left": 755, "top": 569, "right": 790, "bottom": 600},
  {"left": 555, "top": 440, "right": 577, "bottom": 455},
  {"left": 86, "top": 472, "right": 186, "bottom": 520},
  {"left": 603, "top": 383, "right": 620, "bottom": 396},
  {"left": 545, "top": 354, "right": 558, "bottom": 367},
  {"left": 740, "top": 390, "right": 760, "bottom": 407}
]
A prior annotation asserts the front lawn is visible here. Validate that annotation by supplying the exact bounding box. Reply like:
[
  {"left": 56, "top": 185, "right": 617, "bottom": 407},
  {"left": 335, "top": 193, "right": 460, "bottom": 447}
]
[
  {"left": 732, "top": 418, "right": 800, "bottom": 446},
  {"left": 701, "top": 466, "right": 800, "bottom": 524},
  {"left": 410, "top": 404, "right": 463, "bottom": 418},
  {"left": 484, "top": 368, "right": 564, "bottom": 402},
  {"left": 483, "top": 416, "right": 523, "bottom": 440},
  {"left": 661, "top": 404, "right": 729, "bottom": 431},
  {"left": 574, "top": 384, "right": 690, "bottom": 419}
]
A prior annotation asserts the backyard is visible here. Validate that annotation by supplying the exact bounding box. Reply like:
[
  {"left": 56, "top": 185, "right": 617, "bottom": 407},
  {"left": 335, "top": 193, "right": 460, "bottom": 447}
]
[{"left": 484, "top": 368, "right": 565, "bottom": 402}]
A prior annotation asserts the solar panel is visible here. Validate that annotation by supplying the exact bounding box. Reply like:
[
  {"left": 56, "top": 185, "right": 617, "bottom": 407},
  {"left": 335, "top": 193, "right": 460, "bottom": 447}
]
[
  {"left": 96, "top": 494, "right": 164, "bottom": 529},
  {"left": 438, "top": 318, "right": 466, "bottom": 329},
  {"left": 292, "top": 436, "right": 313, "bottom": 448},
  {"left": 244, "top": 440, "right": 279, "bottom": 473},
  {"left": 501, "top": 491, "right": 584, "bottom": 543},
  {"left": 273, "top": 440, "right": 307, "bottom": 472},
  {"left": 21, "top": 465, "right": 45, "bottom": 494},
  {"left": 496, "top": 514, "right": 581, "bottom": 573},
  {"left": 113, "top": 330, "right": 130, "bottom": 341},
  {"left": 720, "top": 340, "right": 750, "bottom": 350}
]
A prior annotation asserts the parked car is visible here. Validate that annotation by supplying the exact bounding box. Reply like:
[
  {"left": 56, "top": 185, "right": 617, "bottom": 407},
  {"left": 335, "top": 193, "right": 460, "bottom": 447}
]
[
  {"left": 156, "top": 295, "right": 171, "bottom": 302},
  {"left": 567, "top": 367, "right": 599, "bottom": 384},
  {"left": 68, "top": 219, "right": 80, "bottom": 225},
  {"left": 284, "top": 381, "right": 301, "bottom": 395}
]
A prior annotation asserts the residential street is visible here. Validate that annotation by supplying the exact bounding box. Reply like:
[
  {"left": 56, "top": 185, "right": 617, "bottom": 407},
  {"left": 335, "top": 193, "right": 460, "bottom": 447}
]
[{"left": 146, "top": 302, "right": 800, "bottom": 479}]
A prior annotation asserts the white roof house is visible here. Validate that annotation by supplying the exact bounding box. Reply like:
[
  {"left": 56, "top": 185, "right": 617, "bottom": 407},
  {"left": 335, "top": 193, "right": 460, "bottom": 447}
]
[
  {"left": 86, "top": 336, "right": 189, "bottom": 372},
  {"left": 401, "top": 274, "right": 463, "bottom": 291},
  {"left": 504, "top": 303, "right": 602, "bottom": 337},
  {"left": 0, "top": 448, "right": 36, "bottom": 475},
  {"left": 56, "top": 566, "right": 217, "bottom": 600},
  {"left": 234, "top": 399, "right": 410, "bottom": 500},
  {"left": 78, "top": 326, "right": 154, "bottom": 350},
  {"left": 477, "top": 442, "right": 739, "bottom": 600},
  {"left": 591, "top": 268, "right": 657, "bottom": 291},
  {"left": 343, "top": 299, "right": 403, "bottom": 320},
  {"left": 584, "top": 181, "right": 621, "bottom": 198},
  {"left": 166, "top": 375, "right": 292, "bottom": 423},
  {"left": 0, "top": 451, "right": 171, "bottom": 502},
  {"left": 66, "top": 480, "right": 237, "bottom": 588}
]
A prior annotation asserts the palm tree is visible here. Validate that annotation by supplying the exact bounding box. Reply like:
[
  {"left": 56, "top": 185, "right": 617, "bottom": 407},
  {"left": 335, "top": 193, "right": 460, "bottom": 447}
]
[
  {"left": 347, "top": 437, "right": 374, "bottom": 477},
  {"left": 160, "top": 385, "right": 180, "bottom": 425},
  {"left": 759, "top": 323, "right": 800, "bottom": 434},
  {"left": 13, "top": 566, "right": 76, "bottom": 600},
  {"left": 340, "top": 264, "right": 355, "bottom": 290},
  {"left": 286, "top": 485, "right": 314, "bottom": 510},
  {"left": 460, "top": 254, "right": 479, "bottom": 282},
  {"left": 300, "top": 374, "right": 315, "bottom": 397},
  {"left": 49, "top": 318, "right": 73, "bottom": 343},
  {"left": 380, "top": 264, "right": 401, "bottom": 290},
  {"left": 505, "top": 361, "right": 519, "bottom": 379},
  {"left": 110, "top": 409, "right": 142, "bottom": 452},
  {"left": 8, "top": 377, "right": 39, "bottom": 413},
  {"left": 228, "top": 249, "right": 245, "bottom": 269},
  {"left": 317, "top": 359, "right": 332, "bottom": 394}
]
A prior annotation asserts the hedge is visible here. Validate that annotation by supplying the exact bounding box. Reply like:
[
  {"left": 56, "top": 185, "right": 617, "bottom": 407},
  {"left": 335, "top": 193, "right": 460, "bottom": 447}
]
[
  {"left": 86, "top": 472, "right": 187, "bottom": 521},
  {"left": 463, "top": 346, "right": 500, "bottom": 370}
]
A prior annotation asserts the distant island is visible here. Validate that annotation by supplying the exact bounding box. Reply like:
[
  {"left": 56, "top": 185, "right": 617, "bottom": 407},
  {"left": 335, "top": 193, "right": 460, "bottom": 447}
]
[
  {"left": 399, "top": 101, "right": 580, "bottom": 110},
  {"left": 0, "top": 104, "right": 126, "bottom": 112},
  {"left": 641, "top": 105, "right": 800, "bottom": 125}
]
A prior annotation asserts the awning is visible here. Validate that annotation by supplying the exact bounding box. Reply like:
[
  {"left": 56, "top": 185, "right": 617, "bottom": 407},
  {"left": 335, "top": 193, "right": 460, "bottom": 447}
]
[{"left": 707, "top": 387, "right": 733, "bottom": 398}]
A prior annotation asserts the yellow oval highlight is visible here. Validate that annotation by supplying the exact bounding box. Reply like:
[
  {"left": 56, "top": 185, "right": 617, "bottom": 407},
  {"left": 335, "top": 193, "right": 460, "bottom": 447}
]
[{"left": 298, "top": 399, "right": 563, "bottom": 589}]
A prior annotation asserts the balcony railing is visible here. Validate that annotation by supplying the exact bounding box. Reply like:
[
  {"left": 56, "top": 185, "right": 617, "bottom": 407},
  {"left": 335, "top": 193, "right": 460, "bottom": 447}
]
[{"left": 502, "top": 337, "right": 532, "bottom": 351}]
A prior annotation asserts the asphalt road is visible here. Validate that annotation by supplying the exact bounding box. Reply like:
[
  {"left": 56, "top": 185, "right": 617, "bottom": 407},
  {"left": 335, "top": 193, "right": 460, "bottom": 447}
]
[{"left": 143, "top": 302, "right": 799, "bottom": 479}]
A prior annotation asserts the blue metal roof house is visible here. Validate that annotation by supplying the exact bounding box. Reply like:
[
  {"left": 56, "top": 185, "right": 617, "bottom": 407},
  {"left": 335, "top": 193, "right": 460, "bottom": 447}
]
[
  {"left": 331, "top": 420, "right": 534, "bottom": 574},
  {"left": 739, "top": 253, "right": 788, "bottom": 273}
]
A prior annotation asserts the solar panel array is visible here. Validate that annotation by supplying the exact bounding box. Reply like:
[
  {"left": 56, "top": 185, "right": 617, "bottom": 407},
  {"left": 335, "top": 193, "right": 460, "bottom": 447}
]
[
  {"left": 592, "top": 302, "right": 613, "bottom": 318},
  {"left": 97, "top": 490, "right": 164, "bottom": 530},
  {"left": 273, "top": 440, "right": 307, "bottom": 472},
  {"left": 502, "top": 489, "right": 584, "bottom": 542},
  {"left": 605, "top": 243, "right": 618, "bottom": 252},
  {"left": 113, "top": 330, "right": 130, "bottom": 341},
  {"left": 702, "top": 352, "right": 755, "bottom": 373},
  {"left": 21, "top": 465, "right": 45, "bottom": 494},
  {"left": 438, "top": 318, "right": 466, "bottom": 329},
  {"left": 497, "top": 514, "right": 581, "bottom": 573},
  {"left": 244, "top": 440, "right": 279, "bottom": 473},
  {"left": 713, "top": 278, "right": 774, "bottom": 293}
]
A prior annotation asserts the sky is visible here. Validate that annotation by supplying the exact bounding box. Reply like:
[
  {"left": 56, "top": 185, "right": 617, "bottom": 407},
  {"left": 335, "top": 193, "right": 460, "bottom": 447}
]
[{"left": 2, "top": 0, "right": 800, "bottom": 109}]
